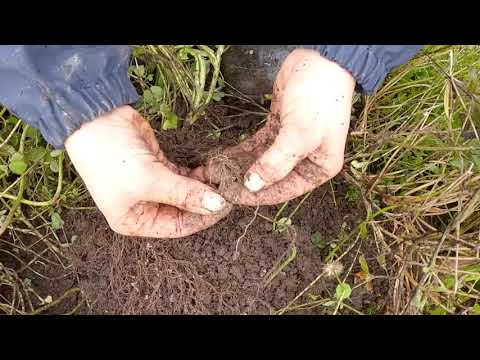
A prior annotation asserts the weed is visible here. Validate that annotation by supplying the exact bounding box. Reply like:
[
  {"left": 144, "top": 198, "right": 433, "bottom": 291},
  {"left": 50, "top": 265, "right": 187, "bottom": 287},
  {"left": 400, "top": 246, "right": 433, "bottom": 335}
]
[{"left": 345, "top": 184, "right": 361, "bottom": 203}]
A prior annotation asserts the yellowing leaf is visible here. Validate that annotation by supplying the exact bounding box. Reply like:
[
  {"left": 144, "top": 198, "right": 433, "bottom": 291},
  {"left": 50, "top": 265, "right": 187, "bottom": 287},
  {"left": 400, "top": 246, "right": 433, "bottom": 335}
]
[{"left": 359, "top": 254, "right": 370, "bottom": 275}]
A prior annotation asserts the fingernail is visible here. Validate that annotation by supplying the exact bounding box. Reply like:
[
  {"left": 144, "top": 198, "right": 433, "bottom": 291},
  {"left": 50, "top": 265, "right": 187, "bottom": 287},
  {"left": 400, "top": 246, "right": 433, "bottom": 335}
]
[
  {"left": 244, "top": 172, "right": 265, "bottom": 192},
  {"left": 202, "top": 192, "right": 226, "bottom": 212}
]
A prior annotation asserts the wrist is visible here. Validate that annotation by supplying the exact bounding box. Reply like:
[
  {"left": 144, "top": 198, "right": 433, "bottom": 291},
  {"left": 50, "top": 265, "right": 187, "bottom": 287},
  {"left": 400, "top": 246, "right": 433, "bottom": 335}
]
[
  {"left": 315, "top": 52, "right": 356, "bottom": 93},
  {"left": 65, "top": 105, "right": 137, "bottom": 151}
]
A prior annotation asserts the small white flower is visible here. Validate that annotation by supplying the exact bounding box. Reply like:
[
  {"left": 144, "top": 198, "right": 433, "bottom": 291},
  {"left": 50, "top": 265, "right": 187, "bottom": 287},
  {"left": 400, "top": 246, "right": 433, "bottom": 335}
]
[{"left": 323, "top": 261, "right": 344, "bottom": 278}]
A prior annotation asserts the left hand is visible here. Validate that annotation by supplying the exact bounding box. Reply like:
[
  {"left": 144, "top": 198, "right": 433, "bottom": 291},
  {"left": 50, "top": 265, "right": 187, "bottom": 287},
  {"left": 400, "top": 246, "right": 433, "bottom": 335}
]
[{"left": 65, "top": 106, "right": 232, "bottom": 238}]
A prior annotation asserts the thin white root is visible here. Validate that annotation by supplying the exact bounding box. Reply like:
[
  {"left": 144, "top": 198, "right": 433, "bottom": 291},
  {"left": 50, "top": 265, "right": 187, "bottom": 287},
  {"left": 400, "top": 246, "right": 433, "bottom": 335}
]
[{"left": 233, "top": 205, "right": 260, "bottom": 261}]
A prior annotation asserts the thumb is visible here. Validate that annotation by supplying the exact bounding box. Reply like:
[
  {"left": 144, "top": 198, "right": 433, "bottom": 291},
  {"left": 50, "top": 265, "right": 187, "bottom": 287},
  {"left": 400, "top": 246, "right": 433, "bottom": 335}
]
[
  {"left": 144, "top": 164, "right": 228, "bottom": 216},
  {"left": 244, "top": 123, "right": 323, "bottom": 192}
]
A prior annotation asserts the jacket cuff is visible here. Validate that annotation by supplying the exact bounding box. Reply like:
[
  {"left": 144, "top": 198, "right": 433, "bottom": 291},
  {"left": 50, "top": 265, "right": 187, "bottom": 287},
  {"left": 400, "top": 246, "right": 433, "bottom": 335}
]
[
  {"left": 35, "top": 71, "right": 139, "bottom": 149},
  {"left": 313, "top": 45, "right": 389, "bottom": 94}
]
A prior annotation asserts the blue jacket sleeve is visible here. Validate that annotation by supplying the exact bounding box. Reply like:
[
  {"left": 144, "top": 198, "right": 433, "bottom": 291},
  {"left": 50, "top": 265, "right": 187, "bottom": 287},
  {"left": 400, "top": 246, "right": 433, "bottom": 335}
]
[
  {"left": 312, "top": 45, "right": 423, "bottom": 94},
  {"left": 0, "top": 45, "right": 139, "bottom": 148}
]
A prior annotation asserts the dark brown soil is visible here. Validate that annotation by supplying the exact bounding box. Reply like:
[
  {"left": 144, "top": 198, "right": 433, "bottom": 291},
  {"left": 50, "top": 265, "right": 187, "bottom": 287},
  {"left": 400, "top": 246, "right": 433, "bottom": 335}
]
[
  {"left": 55, "top": 98, "right": 389, "bottom": 315},
  {"left": 0, "top": 231, "right": 84, "bottom": 315}
]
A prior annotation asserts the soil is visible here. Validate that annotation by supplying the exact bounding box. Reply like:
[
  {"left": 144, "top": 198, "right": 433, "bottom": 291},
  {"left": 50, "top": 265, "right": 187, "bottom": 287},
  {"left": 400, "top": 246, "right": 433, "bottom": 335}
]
[
  {"left": 0, "top": 46, "right": 399, "bottom": 315},
  {"left": 55, "top": 97, "right": 388, "bottom": 315},
  {"left": 1, "top": 97, "right": 388, "bottom": 315},
  {"left": 0, "top": 231, "right": 82, "bottom": 315}
]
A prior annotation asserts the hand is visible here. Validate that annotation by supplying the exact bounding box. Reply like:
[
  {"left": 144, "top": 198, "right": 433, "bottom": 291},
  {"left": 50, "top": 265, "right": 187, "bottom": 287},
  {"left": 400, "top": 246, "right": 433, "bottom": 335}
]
[
  {"left": 65, "top": 106, "right": 231, "bottom": 238},
  {"left": 200, "top": 48, "right": 356, "bottom": 205}
]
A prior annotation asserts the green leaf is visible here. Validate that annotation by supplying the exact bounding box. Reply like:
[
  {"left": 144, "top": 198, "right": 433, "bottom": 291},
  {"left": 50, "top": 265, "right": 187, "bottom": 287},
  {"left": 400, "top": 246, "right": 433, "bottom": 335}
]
[
  {"left": 450, "top": 159, "right": 463, "bottom": 169},
  {"left": 6, "top": 116, "right": 19, "bottom": 125},
  {"left": 471, "top": 154, "right": 480, "bottom": 169},
  {"left": 9, "top": 153, "right": 27, "bottom": 175},
  {"left": 335, "top": 282, "right": 352, "bottom": 302},
  {"left": 50, "top": 149, "right": 63, "bottom": 158},
  {"left": 131, "top": 65, "right": 145, "bottom": 78},
  {"left": 161, "top": 111, "right": 179, "bottom": 130},
  {"left": 377, "top": 255, "right": 386, "bottom": 269},
  {"left": 132, "top": 47, "right": 146, "bottom": 58},
  {"left": 10, "top": 133, "right": 20, "bottom": 147},
  {"left": 25, "top": 127, "right": 40, "bottom": 141},
  {"left": 430, "top": 164, "right": 441, "bottom": 175},
  {"left": 8, "top": 160, "right": 27, "bottom": 175},
  {"left": 472, "top": 303, "right": 480, "bottom": 315},
  {"left": 428, "top": 307, "right": 448, "bottom": 315},
  {"left": 51, "top": 212, "right": 64, "bottom": 230},
  {"left": 25, "top": 147, "right": 47, "bottom": 162},
  {"left": 150, "top": 86, "right": 164, "bottom": 99},
  {"left": 178, "top": 47, "right": 191, "bottom": 61},
  {"left": 50, "top": 159, "right": 59, "bottom": 173},
  {"left": 212, "top": 91, "right": 226, "bottom": 102},
  {"left": 451, "top": 114, "right": 462, "bottom": 129},
  {"left": 143, "top": 89, "right": 154, "bottom": 104},
  {"left": 311, "top": 232, "right": 326, "bottom": 249},
  {"left": 359, "top": 222, "right": 368, "bottom": 240},
  {"left": 345, "top": 185, "right": 360, "bottom": 202},
  {"left": 358, "top": 254, "right": 370, "bottom": 275},
  {"left": 420, "top": 135, "right": 441, "bottom": 147}
]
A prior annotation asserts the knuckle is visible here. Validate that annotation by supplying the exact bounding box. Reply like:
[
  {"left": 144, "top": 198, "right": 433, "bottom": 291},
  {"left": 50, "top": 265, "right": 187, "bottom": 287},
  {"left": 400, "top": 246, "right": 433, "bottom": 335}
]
[{"left": 309, "top": 153, "right": 344, "bottom": 179}]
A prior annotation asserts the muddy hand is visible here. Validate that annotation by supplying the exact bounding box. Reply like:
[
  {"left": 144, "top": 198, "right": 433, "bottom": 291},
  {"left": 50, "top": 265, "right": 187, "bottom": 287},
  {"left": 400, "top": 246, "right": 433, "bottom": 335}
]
[
  {"left": 201, "top": 48, "right": 356, "bottom": 206},
  {"left": 65, "top": 106, "right": 232, "bottom": 238}
]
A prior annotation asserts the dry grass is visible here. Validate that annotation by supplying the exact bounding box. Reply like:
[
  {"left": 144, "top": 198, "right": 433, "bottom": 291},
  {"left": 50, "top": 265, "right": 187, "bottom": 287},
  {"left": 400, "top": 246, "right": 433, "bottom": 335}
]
[{"left": 346, "top": 45, "right": 480, "bottom": 314}]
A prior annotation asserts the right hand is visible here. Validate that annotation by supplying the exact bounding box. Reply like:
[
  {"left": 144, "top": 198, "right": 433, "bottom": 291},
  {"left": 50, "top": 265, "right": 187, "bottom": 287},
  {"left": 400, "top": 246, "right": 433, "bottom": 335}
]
[
  {"left": 198, "top": 48, "right": 355, "bottom": 206},
  {"left": 65, "top": 105, "right": 232, "bottom": 238}
]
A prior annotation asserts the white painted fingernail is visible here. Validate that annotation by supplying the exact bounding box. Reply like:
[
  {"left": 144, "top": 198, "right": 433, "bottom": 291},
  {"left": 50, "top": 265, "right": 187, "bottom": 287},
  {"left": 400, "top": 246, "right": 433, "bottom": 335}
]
[
  {"left": 244, "top": 172, "right": 265, "bottom": 192},
  {"left": 202, "top": 192, "right": 226, "bottom": 212}
]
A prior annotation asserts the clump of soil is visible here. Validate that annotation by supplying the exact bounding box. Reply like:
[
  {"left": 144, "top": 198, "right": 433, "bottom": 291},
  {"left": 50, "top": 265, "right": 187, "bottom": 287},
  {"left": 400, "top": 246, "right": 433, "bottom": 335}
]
[
  {"left": 204, "top": 149, "right": 257, "bottom": 197},
  {"left": 58, "top": 98, "right": 389, "bottom": 315}
]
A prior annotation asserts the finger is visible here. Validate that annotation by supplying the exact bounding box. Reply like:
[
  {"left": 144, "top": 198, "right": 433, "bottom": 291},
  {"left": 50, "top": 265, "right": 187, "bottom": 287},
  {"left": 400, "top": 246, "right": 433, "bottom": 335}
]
[
  {"left": 112, "top": 201, "right": 233, "bottom": 238},
  {"left": 189, "top": 166, "right": 206, "bottom": 182},
  {"left": 225, "top": 154, "right": 338, "bottom": 206},
  {"left": 307, "top": 119, "right": 349, "bottom": 175},
  {"left": 244, "top": 121, "right": 324, "bottom": 193},
  {"left": 144, "top": 164, "right": 228, "bottom": 216}
]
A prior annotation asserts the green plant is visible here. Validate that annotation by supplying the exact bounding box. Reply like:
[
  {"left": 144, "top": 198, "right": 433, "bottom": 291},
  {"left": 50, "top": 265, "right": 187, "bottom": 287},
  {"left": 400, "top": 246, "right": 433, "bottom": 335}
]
[
  {"left": 130, "top": 45, "right": 227, "bottom": 127},
  {"left": 345, "top": 185, "right": 360, "bottom": 203},
  {"left": 311, "top": 231, "right": 326, "bottom": 249}
]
